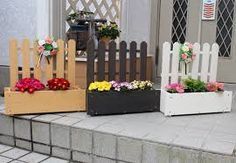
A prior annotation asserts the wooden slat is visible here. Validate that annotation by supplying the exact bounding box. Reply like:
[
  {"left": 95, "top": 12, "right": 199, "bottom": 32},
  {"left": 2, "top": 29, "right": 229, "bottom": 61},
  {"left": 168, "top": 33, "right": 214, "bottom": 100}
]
[
  {"left": 140, "top": 42, "right": 147, "bottom": 80},
  {"left": 161, "top": 42, "right": 171, "bottom": 89},
  {"left": 56, "top": 39, "right": 65, "bottom": 78},
  {"left": 209, "top": 43, "right": 219, "bottom": 81},
  {"left": 87, "top": 39, "right": 95, "bottom": 87},
  {"left": 130, "top": 41, "right": 137, "bottom": 81},
  {"left": 201, "top": 43, "right": 211, "bottom": 82},
  {"left": 119, "top": 41, "right": 127, "bottom": 82},
  {"left": 33, "top": 42, "right": 41, "bottom": 80},
  {"left": 22, "top": 39, "right": 31, "bottom": 78},
  {"left": 9, "top": 39, "right": 18, "bottom": 88},
  {"left": 108, "top": 41, "right": 116, "bottom": 81},
  {"left": 171, "top": 42, "right": 180, "bottom": 83},
  {"left": 97, "top": 41, "right": 106, "bottom": 81},
  {"left": 67, "top": 40, "right": 76, "bottom": 87},
  {"left": 191, "top": 43, "right": 200, "bottom": 79}
]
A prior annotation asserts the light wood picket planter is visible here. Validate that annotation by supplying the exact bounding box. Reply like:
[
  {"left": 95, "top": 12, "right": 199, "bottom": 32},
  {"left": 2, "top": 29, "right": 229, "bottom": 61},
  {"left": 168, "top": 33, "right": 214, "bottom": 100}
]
[
  {"left": 4, "top": 39, "right": 86, "bottom": 115},
  {"left": 160, "top": 42, "right": 232, "bottom": 116}
]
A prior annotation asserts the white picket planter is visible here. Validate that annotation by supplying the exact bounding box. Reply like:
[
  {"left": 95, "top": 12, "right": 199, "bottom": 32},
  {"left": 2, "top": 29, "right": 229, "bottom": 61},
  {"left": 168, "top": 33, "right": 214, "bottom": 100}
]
[
  {"left": 160, "top": 42, "right": 233, "bottom": 116},
  {"left": 160, "top": 90, "right": 232, "bottom": 116}
]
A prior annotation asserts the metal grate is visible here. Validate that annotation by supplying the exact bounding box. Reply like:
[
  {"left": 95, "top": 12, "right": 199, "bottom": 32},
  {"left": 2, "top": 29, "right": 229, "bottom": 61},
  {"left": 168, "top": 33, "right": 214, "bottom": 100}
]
[
  {"left": 171, "top": 0, "right": 188, "bottom": 44},
  {"left": 66, "top": 0, "right": 120, "bottom": 31},
  {"left": 216, "top": 0, "right": 235, "bottom": 57}
]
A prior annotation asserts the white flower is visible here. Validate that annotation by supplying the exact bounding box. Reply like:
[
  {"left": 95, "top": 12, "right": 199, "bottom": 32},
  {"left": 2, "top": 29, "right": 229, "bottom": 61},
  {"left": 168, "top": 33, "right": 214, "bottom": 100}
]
[
  {"left": 181, "top": 45, "right": 189, "bottom": 52},
  {"left": 52, "top": 41, "right": 58, "bottom": 48},
  {"left": 38, "top": 40, "right": 45, "bottom": 46}
]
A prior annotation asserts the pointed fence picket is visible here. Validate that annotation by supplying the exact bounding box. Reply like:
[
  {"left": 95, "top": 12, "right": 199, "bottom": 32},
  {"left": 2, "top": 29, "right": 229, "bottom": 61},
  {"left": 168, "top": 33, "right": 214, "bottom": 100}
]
[{"left": 161, "top": 42, "right": 219, "bottom": 89}]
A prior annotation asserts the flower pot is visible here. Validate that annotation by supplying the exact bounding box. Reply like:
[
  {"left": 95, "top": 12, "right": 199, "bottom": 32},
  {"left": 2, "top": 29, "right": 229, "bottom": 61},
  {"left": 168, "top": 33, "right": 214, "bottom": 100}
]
[
  {"left": 160, "top": 90, "right": 232, "bottom": 116},
  {"left": 87, "top": 90, "right": 160, "bottom": 116},
  {"left": 100, "top": 37, "right": 111, "bottom": 46}
]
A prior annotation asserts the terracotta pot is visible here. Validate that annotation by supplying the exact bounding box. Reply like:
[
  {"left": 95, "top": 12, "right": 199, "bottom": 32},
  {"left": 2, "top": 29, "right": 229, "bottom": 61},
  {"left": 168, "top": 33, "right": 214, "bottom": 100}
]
[{"left": 100, "top": 37, "right": 111, "bottom": 46}]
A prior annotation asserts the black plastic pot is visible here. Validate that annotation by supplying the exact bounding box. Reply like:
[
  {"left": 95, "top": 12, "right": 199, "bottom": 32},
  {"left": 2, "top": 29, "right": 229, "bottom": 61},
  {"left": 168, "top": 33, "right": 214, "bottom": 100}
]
[{"left": 87, "top": 90, "right": 160, "bottom": 116}]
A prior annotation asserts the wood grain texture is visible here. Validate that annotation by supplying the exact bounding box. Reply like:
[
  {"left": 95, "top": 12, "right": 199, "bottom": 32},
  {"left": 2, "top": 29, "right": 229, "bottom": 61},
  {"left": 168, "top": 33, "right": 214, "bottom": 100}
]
[
  {"left": 67, "top": 40, "right": 76, "bottom": 87},
  {"left": 97, "top": 41, "right": 106, "bottom": 81},
  {"left": 33, "top": 42, "right": 41, "bottom": 80},
  {"left": 22, "top": 39, "right": 31, "bottom": 78},
  {"left": 140, "top": 42, "right": 147, "bottom": 80},
  {"left": 119, "top": 41, "right": 127, "bottom": 82},
  {"left": 56, "top": 39, "right": 65, "bottom": 78},
  {"left": 130, "top": 41, "right": 137, "bottom": 81},
  {"left": 87, "top": 39, "right": 95, "bottom": 87},
  {"left": 108, "top": 41, "right": 116, "bottom": 81}
]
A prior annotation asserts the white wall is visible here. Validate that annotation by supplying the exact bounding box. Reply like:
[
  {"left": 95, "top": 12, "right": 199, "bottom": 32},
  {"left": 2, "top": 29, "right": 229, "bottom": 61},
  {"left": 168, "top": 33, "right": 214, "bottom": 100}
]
[{"left": 120, "top": 0, "right": 151, "bottom": 45}]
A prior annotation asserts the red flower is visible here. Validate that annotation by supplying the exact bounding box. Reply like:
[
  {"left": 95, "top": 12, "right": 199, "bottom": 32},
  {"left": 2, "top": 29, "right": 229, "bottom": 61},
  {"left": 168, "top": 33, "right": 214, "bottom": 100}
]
[
  {"left": 47, "top": 78, "right": 70, "bottom": 90},
  {"left": 15, "top": 78, "right": 45, "bottom": 94}
]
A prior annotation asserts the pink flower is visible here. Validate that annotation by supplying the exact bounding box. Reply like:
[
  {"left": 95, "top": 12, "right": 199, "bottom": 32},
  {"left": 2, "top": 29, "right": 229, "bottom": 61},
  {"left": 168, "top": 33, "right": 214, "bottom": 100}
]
[
  {"left": 188, "top": 43, "right": 193, "bottom": 49},
  {"left": 176, "top": 86, "right": 184, "bottom": 93},
  {"left": 45, "top": 37, "right": 53, "bottom": 44},
  {"left": 166, "top": 83, "right": 185, "bottom": 93},
  {"left": 38, "top": 46, "right": 44, "bottom": 53},
  {"left": 206, "top": 82, "right": 224, "bottom": 92},
  {"left": 217, "top": 83, "right": 224, "bottom": 91},
  {"left": 181, "top": 53, "right": 188, "bottom": 60}
]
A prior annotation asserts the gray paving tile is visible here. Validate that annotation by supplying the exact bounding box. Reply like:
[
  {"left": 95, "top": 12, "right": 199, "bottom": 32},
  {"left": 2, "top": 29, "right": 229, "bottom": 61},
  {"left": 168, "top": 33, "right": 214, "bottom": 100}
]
[
  {"left": 10, "top": 160, "right": 25, "bottom": 163},
  {"left": 0, "top": 156, "right": 12, "bottom": 163},
  {"left": 0, "top": 144, "right": 12, "bottom": 153},
  {"left": 51, "top": 124, "right": 70, "bottom": 148},
  {"left": 51, "top": 116, "right": 81, "bottom": 126},
  {"left": 19, "top": 152, "right": 49, "bottom": 163},
  {"left": 41, "top": 157, "right": 69, "bottom": 163},
  {"left": 32, "top": 122, "right": 50, "bottom": 144},
  {"left": 0, "top": 114, "right": 13, "bottom": 136},
  {"left": 1, "top": 148, "right": 29, "bottom": 159},
  {"left": 65, "top": 112, "right": 89, "bottom": 119},
  {"left": 33, "top": 114, "right": 62, "bottom": 123},
  {"left": 15, "top": 139, "right": 32, "bottom": 150},
  {"left": 14, "top": 118, "right": 31, "bottom": 140}
]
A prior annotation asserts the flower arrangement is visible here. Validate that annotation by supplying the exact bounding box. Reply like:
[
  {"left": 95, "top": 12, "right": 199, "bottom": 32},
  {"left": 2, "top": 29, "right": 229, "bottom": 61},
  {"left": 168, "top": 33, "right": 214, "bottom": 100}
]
[
  {"left": 98, "top": 22, "right": 121, "bottom": 40},
  {"left": 88, "top": 80, "right": 153, "bottom": 92},
  {"left": 179, "top": 42, "right": 195, "bottom": 64},
  {"left": 15, "top": 78, "right": 45, "bottom": 94},
  {"left": 37, "top": 37, "right": 58, "bottom": 66},
  {"left": 47, "top": 78, "right": 70, "bottom": 90},
  {"left": 166, "top": 78, "right": 224, "bottom": 93}
]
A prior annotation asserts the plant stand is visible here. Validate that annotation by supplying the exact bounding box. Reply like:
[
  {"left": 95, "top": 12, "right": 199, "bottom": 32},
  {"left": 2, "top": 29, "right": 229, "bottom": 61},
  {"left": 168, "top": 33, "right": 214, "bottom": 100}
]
[{"left": 87, "top": 90, "right": 160, "bottom": 116}]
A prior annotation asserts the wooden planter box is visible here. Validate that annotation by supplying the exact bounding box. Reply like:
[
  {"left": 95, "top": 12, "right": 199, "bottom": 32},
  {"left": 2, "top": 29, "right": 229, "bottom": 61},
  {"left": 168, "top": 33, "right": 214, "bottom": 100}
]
[
  {"left": 4, "top": 88, "right": 86, "bottom": 115},
  {"left": 160, "top": 90, "right": 232, "bottom": 116},
  {"left": 5, "top": 39, "right": 86, "bottom": 115},
  {"left": 87, "top": 90, "right": 160, "bottom": 116}
]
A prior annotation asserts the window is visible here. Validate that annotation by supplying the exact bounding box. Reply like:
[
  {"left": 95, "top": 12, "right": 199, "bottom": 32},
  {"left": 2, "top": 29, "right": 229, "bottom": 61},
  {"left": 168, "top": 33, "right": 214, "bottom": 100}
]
[
  {"left": 216, "top": 0, "right": 235, "bottom": 57},
  {"left": 171, "top": 0, "right": 188, "bottom": 44}
]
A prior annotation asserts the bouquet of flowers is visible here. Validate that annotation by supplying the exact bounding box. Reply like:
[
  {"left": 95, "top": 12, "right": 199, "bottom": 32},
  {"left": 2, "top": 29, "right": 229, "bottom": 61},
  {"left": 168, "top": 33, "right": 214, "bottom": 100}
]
[
  {"left": 88, "top": 81, "right": 112, "bottom": 92},
  {"left": 131, "top": 80, "right": 153, "bottom": 90},
  {"left": 179, "top": 42, "right": 195, "bottom": 64},
  {"left": 15, "top": 78, "right": 45, "bottom": 94},
  {"left": 165, "top": 83, "right": 185, "bottom": 93},
  {"left": 110, "top": 81, "right": 133, "bottom": 92},
  {"left": 47, "top": 78, "right": 70, "bottom": 90},
  {"left": 37, "top": 37, "right": 58, "bottom": 67},
  {"left": 206, "top": 82, "right": 224, "bottom": 92}
]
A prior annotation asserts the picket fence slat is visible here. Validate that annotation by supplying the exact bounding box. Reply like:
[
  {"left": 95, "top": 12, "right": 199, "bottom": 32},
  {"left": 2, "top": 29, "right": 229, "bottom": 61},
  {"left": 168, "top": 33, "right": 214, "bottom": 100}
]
[
  {"left": 33, "top": 42, "right": 41, "bottom": 80},
  {"left": 9, "top": 40, "right": 18, "bottom": 88},
  {"left": 130, "top": 41, "right": 137, "bottom": 81},
  {"left": 22, "top": 39, "right": 31, "bottom": 78},
  {"left": 191, "top": 43, "right": 200, "bottom": 79},
  {"left": 140, "top": 42, "right": 147, "bottom": 81},
  {"left": 87, "top": 39, "right": 95, "bottom": 86},
  {"left": 209, "top": 43, "right": 219, "bottom": 81},
  {"left": 161, "top": 42, "right": 171, "bottom": 89},
  {"left": 45, "top": 57, "right": 53, "bottom": 81},
  {"left": 201, "top": 43, "right": 211, "bottom": 82},
  {"left": 97, "top": 41, "right": 106, "bottom": 81},
  {"left": 67, "top": 40, "right": 76, "bottom": 87},
  {"left": 108, "top": 41, "right": 116, "bottom": 81},
  {"left": 119, "top": 41, "right": 127, "bottom": 82},
  {"left": 56, "top": 40, "right": 65, "bottom": 78},
  {"left": 171, "top": 42, "right": 180, "bottom": 83}
]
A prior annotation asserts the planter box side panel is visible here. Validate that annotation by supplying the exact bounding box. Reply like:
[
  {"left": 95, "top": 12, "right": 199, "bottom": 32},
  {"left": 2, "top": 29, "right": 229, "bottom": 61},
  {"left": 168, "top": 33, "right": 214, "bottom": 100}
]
[
  {"left": 4, "top": 88, "right": 86, "bottom": 115},
  {"left": 161, "top": 90, "right": 232, "bottom": 116},
  {"left": 87, "top": 90, "right": 160, "bottom": 116}
]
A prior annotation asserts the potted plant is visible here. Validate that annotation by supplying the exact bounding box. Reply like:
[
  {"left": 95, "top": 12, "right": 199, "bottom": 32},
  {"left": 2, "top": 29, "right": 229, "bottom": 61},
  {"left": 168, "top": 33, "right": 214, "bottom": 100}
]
[
  {"left": 161, "top": 78, "right": 232, "bottom": 116},
  {"left": 87, "top": 80, "right": 160, "bottom": 116},
  {"left": 98, "top": 21, "right": 121, "bottom": 44}
]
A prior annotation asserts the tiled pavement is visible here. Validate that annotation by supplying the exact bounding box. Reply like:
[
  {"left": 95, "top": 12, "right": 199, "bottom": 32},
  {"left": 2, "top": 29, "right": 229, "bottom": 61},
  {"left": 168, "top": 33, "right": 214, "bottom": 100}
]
[
  {"left": 0, "top": 144, "right": 69, "bottom": 163},
  {"left": 0, "top": 85, "right": 236, "bottom": 162}
]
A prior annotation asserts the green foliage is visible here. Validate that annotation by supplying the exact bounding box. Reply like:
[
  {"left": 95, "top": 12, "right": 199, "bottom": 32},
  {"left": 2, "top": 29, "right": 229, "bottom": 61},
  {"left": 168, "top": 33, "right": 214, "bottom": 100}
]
[
  {"left": 98, "top": 22, "right": 121, "bottom": 40},
  {"left": 183, "top": 78, "right": 206, "bottom": 92}
]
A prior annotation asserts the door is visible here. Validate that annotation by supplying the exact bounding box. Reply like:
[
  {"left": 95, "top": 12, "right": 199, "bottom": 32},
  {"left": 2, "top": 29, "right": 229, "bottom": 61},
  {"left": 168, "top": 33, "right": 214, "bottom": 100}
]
[{"left": 157, "top": 0, "right": 236, "bottom": 83}]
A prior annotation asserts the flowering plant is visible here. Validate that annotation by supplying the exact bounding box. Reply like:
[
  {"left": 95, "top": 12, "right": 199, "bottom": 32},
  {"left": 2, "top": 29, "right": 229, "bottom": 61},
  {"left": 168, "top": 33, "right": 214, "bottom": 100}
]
[
  {"left": 88, "top": 80, "right": 153, "bottom": 92},
  {"left": 179, "top": 42, "right": 195, "bottom": 64},
  {"left": 15, "top": 78, "right": 45, "bottom": 94},
  {"left": 165, "top": 83, "right": 185, "bottom": 93},
  {"left": 37, "top": 37, "right": 58, "bottom": 66},
  {"left": 98, "top": 22, "right": 121, "bottom": 40},
  {"left": 183, "top": 78, "right": 206, "bottom": 92},
  {"left": 88, "top": 81, "right": 112, "bottom": 92},
  {"left": 47, "top": 78, "right": 70, "bottom": 90},
  {"left": 206, "top": 82, "right": 224, "bottom": 92}
]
